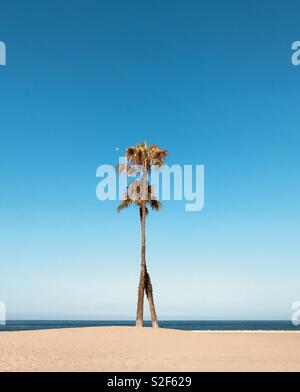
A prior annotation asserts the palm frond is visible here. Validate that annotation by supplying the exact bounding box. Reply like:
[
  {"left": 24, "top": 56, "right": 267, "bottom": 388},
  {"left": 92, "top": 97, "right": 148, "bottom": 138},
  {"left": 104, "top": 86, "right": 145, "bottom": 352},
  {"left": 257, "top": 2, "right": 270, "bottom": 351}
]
[
  {"left": 117, "top": 197, "right": 132, "bottom": 212},
  {"left": 149, "top": 199, "right": 162, "bottom": 211},
  {"left": 147, "top": 144, "right": 167, "bottom": 168},
  {"left": 118, "top": 141, "right": 166, "bottom": 215},
  {"left": 126, "top": 146, "right": 136, "bottom": 160},
  {"left": 126, "top": 142, "right": 148, "bottom": 165}
]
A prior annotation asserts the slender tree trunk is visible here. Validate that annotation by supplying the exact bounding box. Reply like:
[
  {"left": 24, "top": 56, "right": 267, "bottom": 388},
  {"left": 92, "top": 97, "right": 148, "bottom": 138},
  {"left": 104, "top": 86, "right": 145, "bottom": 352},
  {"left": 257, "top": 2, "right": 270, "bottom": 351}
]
[
  {"left": 136, "top": 164, "right": 159, "bottom": 328},
  {"left": 136, "top": 206, "right": 146, "bottom": 327},
  {"left": 136, "top": 269, "right": 145, "bottom": 327}
]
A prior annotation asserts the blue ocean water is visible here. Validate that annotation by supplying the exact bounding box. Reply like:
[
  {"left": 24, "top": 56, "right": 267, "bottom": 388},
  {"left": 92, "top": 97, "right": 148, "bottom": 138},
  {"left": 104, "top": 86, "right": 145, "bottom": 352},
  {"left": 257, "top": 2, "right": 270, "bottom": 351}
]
[{"left": 1, "top": 320, "right": 299, "bottom": 332}]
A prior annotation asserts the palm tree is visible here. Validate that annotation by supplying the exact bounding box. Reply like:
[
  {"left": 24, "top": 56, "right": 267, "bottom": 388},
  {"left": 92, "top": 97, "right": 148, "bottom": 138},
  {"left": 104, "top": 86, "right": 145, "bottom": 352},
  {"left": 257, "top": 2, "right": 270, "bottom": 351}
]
[{"left": 117, "top": 141, "right": 167, "bottom": 328}]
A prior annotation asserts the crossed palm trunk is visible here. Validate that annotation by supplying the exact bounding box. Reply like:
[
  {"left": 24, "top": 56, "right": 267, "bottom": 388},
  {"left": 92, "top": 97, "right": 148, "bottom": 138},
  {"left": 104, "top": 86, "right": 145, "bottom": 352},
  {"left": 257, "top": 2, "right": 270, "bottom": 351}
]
[{"left": 136, "top": 195, "right": 159, "bottom": 328}]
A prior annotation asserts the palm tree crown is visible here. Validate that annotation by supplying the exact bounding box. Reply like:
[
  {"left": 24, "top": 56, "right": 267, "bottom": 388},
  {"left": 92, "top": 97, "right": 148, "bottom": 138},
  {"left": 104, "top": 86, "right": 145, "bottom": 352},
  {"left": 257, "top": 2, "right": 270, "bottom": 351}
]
[{"left": 117, "top": 141, "right": 167, "bottom": 215}]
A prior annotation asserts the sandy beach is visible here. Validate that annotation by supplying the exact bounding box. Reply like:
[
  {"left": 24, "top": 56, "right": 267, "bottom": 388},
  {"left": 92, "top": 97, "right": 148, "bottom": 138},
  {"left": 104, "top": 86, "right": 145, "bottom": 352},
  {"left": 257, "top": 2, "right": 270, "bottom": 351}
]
[{"left": 0, "top": 327, "right": 300, "bottom": 372}]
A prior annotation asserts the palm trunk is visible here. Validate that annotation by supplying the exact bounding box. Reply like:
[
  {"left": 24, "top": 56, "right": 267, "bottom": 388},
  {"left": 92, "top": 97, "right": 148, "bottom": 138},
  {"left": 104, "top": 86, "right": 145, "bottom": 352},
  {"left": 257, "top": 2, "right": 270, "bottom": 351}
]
[
  {"left": 136, "top": 269, "right": 145, "bottom": 327},
  {"left": 145, "top": 272, "right": 159, "bottom": 328},
  {"left": 136, "top": 206, "right": 146, "bottom": 327},
  {"left": 136, "top": 164, "right": 159, "bottom": 328}
]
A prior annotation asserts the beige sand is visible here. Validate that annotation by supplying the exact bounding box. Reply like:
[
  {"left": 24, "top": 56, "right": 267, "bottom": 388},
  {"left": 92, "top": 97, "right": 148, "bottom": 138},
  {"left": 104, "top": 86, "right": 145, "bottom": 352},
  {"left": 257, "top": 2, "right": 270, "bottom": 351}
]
[{"left": 0, "top": 327, "right": 300, "bottom": 372}]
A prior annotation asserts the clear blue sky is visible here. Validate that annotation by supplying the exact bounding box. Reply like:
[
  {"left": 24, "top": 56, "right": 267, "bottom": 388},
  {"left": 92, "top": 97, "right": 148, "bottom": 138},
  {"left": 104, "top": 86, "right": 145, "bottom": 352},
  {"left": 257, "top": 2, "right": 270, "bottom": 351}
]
[{"left": 0, "top": 0, "right": 299, "bottom": 320}]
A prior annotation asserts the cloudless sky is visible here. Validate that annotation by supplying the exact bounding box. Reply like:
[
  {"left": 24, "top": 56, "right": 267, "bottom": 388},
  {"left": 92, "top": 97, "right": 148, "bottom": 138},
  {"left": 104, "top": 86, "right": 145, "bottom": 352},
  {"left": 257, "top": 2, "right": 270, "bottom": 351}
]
[{"left": 0, "top": 0, "right": 299, "bottom": 320}]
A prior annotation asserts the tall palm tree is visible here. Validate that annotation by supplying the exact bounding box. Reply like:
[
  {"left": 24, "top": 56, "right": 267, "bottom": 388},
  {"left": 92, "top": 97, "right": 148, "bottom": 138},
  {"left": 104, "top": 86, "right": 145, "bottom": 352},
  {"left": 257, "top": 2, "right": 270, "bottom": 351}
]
[{"left": 117, "top": 141, "right": 167, "bottom": 328}]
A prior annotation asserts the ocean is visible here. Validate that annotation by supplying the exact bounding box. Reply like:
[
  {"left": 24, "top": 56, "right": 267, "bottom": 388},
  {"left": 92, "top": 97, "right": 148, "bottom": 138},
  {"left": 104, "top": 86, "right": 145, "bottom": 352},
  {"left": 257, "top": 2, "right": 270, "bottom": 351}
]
[{"left": 1, "top": 320, "right": 299, "bottom": 332}]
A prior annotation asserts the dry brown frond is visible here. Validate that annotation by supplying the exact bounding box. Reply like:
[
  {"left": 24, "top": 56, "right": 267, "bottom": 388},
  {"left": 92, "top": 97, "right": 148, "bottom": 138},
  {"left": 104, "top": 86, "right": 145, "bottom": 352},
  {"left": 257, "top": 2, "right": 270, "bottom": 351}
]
[
  {"left": 147, "top": 144, "right": 167, "bottom": 168},
  {"left": 126, "top": 146, "right": 136, "bottom": 158},
  {"left": 117, "top": 196, "right": 132, "bottom": 212},
  {"left": 149, "top": 199, "right": 162, "bottom": 211}
]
